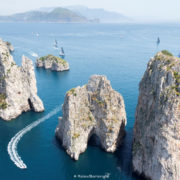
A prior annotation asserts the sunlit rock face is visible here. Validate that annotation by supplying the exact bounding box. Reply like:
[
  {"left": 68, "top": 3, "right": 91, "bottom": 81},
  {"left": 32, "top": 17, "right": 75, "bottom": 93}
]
[
  {"left": 133, "top": 51, "right": 180, "bottom": 180},
  {"left": 0, "top": 38, "right": 44, "bottom": 121},
  {"left": 56, "top": 75, "right": 127, "bottom": 160}
]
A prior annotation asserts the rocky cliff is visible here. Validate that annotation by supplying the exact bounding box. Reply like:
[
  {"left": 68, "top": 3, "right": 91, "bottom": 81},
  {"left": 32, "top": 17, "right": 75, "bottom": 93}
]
[
  {"left": 133, "top": 50, "right": 180, "bottom": 180},
  {"left": 56, "top": 75, "right": 127, "bottom": 160},
  {"left": 36, "top": 55, "right": 69, "bottom": 71},
  {"left": 6, "top": 41, "right": 14, "bottom": 52},
  {"left": 0, "top": 38, "right": 44, "bottom": 121}
]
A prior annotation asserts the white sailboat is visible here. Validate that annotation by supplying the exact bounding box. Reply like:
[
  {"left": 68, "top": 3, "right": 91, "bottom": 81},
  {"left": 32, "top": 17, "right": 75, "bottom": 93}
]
[
  {"left": 54, "top": 40, "right": 58, "bottom": 49},
  {"left": 59, "top": 47, "right": 65, "bottom": 59}
]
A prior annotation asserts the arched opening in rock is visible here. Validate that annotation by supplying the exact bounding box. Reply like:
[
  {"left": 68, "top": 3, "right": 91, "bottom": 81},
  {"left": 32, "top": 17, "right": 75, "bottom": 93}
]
[{"left": 88, "top": 133, "right": 101, "bottom": 147}]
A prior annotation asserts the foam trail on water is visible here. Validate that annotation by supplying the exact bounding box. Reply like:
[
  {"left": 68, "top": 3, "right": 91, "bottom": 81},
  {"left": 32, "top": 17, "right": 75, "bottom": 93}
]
[
  {"left": 7, "top": 106, "right": 61, "bottom": 169},
  {"left": 31, "top": 53, "right": 38, "bottom": 58},
  {"left": 28, "top": 50, "right": 39, "bottom": 58}
]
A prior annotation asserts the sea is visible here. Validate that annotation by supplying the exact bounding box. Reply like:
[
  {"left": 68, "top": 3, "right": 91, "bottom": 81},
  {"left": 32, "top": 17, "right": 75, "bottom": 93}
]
[{"left": 0, "top": 22, "right": 180, "bottom": 180}]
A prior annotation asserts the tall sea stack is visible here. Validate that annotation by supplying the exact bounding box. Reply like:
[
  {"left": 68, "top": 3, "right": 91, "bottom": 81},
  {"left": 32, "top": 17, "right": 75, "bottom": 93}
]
[
  {"left": 133, "top": 51, "right": 180, "bottom": 180},
  {"left": 56, "top": 75, "right": 127, "bottom": 160},
  {"left": 0, "top": 38, "right": 44, "bottom": 120}
]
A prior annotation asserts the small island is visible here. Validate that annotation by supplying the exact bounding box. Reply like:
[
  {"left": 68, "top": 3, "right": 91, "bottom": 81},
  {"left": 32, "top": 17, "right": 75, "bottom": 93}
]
[{"left": 36, "top": 55, "right": 69, "bottom": 71}]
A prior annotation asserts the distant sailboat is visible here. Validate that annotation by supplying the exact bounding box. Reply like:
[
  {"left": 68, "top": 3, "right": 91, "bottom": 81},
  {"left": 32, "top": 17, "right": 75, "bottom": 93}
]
[
  {"left": 157, "top": 37, "right": 160, "bottom": 47},
  {"left": 54, "top": 40, "right": 58, "bottom": 49},
  {"left": 59, "top": 47, "right": 65, "bottom": 59}
]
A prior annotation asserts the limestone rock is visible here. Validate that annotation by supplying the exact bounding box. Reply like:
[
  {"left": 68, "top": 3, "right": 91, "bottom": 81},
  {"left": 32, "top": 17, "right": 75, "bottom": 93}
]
[
  {"left": 36, "top": 55, "right": 69, "bottom": 71},
  {"left": 6, "top": 41, "right": 14, "bottom": 52},
  {"left": 56, "top": 75, "right": 127, "bottom": 160},
  {"left": 133, "top": 50, "right": 180, "bottom": 180},
  {"left": 0, "top": 38, "right": 44, "bottom": 121}
]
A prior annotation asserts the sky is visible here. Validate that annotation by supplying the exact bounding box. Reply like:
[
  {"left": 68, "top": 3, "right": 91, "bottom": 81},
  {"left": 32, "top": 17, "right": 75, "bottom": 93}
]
[{"left": 0, "top": 0, "right": 180, "bottom": 22}]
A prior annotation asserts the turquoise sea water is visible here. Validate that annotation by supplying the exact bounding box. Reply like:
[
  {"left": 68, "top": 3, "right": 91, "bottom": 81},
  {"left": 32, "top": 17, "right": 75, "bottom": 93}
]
[{"left": 0, "top": 23, "right": 180, "bottom": 180}]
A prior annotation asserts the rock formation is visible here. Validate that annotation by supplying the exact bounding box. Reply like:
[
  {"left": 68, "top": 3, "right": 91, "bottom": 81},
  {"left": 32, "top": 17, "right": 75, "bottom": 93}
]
[
  {"left": 6, "top": 41, "right": 14, "bottom": 52},
  {"left": 56, "top": 75, "right": 127, "bottom": 160},
  {"left": 0, "top": 38, "right": 44, "bottom": 121},
  {"left": 133, "top": 50, "right": 180, "bottom": 180},
  {"left": 36, "top": 55, "right": 69, "bottom": 71}
]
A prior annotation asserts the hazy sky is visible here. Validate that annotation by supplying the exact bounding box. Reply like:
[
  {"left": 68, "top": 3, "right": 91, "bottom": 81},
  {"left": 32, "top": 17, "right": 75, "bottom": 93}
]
[{"left": 0, "top": 0, "right": 180, "bottom": 22}]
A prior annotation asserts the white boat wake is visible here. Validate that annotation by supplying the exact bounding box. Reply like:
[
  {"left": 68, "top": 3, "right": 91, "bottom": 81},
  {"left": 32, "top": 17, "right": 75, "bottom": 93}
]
[
  {"left": 31, "top": 52, "right": 38, "bottom": 58},
  {"left": 7, "top": 106, "right": 61, "bottom": 169},
  {"left": 27, "top": 50, "right": 39, "bottom": 58}
]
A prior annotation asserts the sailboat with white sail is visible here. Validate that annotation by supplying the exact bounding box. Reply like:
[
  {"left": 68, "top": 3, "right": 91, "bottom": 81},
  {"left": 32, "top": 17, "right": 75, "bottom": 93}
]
[
  {"left": 59, "top": 47, "right": 65, "bottom": 59},
  {"left": 54, "top": 40, "right": 58, "bottom": 49}
]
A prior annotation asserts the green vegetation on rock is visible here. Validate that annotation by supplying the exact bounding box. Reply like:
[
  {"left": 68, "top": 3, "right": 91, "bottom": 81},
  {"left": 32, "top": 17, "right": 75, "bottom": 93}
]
[
  {"left": 67, "top": 88, "right": 77, "bottom": 96},
  {"left": 72, "top": 133, "right": 80, "bottom": 139},
  {"left": 161, "top": 50, "right": 173, "bottom": 57},
  {"left": 2, "top": 51, "right": 9, "bottom": 58},
  {"left": 11, "top": 62, "right": 15, "bottom": 67},
  {"left": 171, "top": 71, "right": 180, "bottom": 96},
  {"left": 88, "top": 114, "right": 93, "bottom": 121},
  {"left": 111, "top": 116, "right": 118, "bottom": 123},
  {"left": 91, "top": 95, "right": 105, "bottom": 107},
  {"left": 155, "top": 51, "right": 174, "bottom": 64},
  {"left": 132, "top": 141, "right": 141, "bottom": 154},
  {"left": 171, "top": 85, "right": 180, "bottom": 96},
  {"left": 7, "top": 69, "right": 11, "bottom": 74},
  {"left": 39, "top": 54, "right": 67, "bottom": 66},
  {"left": 173, "top": 71, "right": 180, "bottom": 84},
  {"left": 0, "top": 93, "right": 7, "bottom": 109}
]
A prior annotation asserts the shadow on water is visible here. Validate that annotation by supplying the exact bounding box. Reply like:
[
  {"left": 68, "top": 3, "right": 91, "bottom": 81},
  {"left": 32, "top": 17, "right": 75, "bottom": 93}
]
[
  {"left": 53, "top": 134, "right": 67, "bottom": 154},
  {"left": 88, "top": 134, "right": 101, "bottom": 147},
  {"left": 54, "top": 127, "right": 146, "bottom": 180},
  {"left": 115, "top": 128, "right": 146, "bottom": 180},
  {"left": 87, "top": 128, "right": 145, "bottom": 180},
  {"left": 36, "top": 67, "right": 70, "bottom": 81}
]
